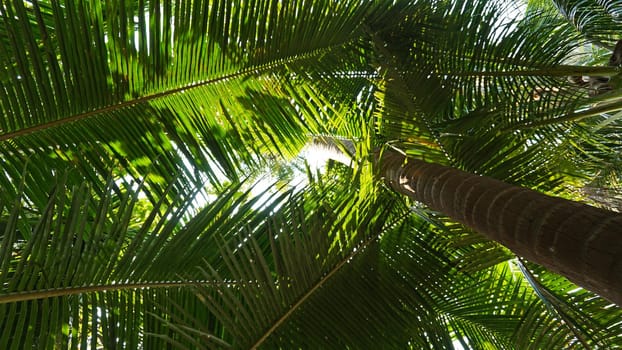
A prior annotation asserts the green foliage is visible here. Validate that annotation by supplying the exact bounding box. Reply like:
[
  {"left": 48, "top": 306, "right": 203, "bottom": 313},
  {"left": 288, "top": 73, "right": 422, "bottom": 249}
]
[{"left": 1, "top": 0, "right": 622, "bottom": 348}]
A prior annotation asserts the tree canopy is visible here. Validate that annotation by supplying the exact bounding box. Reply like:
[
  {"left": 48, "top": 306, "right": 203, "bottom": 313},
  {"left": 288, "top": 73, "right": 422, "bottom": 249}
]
[{"left": 1, "top": 0, "right": 622, "bottom": 348}]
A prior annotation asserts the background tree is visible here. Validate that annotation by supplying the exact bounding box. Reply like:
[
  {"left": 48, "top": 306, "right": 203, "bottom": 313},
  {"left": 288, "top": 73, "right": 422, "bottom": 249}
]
[{"left": 1, "top": 0, "right": 622, "bottom": 348}]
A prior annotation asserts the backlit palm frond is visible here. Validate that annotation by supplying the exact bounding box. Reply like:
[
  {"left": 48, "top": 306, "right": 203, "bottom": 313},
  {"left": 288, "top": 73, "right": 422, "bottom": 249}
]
[
  {"left": 380, "top": 0, "right": 589, "bottom": 123},
  {"left": 546, "top": 0, "right": 622, "bottom": 47},
  {"left": 407, "top": 208, "right": 622, "bottom": 349},
  {"left": 413, "top": 0, "right": 622, "bottom": 188},
  {"left": 368, "top": 0, "right": 622, "bottom": 198},
  {"left": 0, "top": 169, "right": 180, "bottom": 348},
  {"left": 0, "top": 161, "right": 296, "bottom": 348},
  {"left": 403, "top": 210, "right": 622, "bottom": 349},
  {"left": 0, "top": 0, "right": 400, "bottom": 206},
  {"left": 143, "top": 165, "right": 394, "bottom": 348},
  {"left": 513, "top": 260, "right": 622, "bottom": 348},
  {"left": 153, "top": 182, "right": 459, "bottom": 349},
  {"left": 159, "top": 182, "right": 622, "bottom": 349}
]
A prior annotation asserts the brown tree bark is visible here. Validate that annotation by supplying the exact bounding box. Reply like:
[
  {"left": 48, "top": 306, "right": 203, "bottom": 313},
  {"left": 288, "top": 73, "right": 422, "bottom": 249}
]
[{"left": 380, "top": 148, "right": 622, "bottom": 305}]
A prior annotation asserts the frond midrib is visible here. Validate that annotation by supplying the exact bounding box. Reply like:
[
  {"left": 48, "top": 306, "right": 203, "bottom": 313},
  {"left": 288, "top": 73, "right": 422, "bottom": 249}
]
[
  {"left": 0, "top": 279, "right": 239, "bottom": 304},
  {"left": 250, "top": 231, "right": 380, "bottom": 349},
  {"left": 0, "top": 41, "right": 355, "bottom": 143}
]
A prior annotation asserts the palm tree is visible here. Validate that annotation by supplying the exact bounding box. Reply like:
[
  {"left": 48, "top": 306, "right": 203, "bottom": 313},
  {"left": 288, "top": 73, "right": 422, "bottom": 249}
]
[{"left": 1, "top": 0, "right": 622, "bottom": 348}]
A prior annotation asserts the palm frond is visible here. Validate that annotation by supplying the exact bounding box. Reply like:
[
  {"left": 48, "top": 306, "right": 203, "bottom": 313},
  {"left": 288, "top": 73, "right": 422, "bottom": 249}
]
[
  {"left": 2, "top": 0, "right": 622, "bottom": 348},
  {"left": 0, "top": 159, "right": 278, "bottom": 348},
  {"left": 0, "top": 0, "right": 408, "bottom": 208},
  {"left": 544, "top": 0, "right": 622, "bottom": 47},
  {"left": 368, "top": 0, "right": 622, "bottom": 202},
  {"left": 163, "top": 189, "right": 622, "bottom": 349},
  {"left": 513, "top": 260, "right": 622, "bottom": 348}
]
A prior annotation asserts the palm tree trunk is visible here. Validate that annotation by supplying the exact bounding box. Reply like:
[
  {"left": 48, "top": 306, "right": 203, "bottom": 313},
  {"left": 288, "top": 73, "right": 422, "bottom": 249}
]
[{"left": 380, "top": 148, "right": 622, "bottom": 305}]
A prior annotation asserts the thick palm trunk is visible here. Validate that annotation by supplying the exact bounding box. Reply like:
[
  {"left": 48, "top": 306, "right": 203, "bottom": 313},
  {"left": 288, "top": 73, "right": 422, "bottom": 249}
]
[{"left": 380, "top": 149, "right": 622, "bottom": 305}]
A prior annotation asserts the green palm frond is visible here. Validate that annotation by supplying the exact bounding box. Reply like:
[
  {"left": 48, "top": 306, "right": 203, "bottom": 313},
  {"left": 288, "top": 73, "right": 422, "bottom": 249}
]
[
  {"left": 514, "top": 260, "right": 622, "bottom": 348},
  {"left": 0, "top": 0, "right": 409, "bottom": 205},
  {"left": 152, "top": 181, "right": 449, "bottom": 348},
  {"left": 541, "top": 0, "right": 622, "bottom": 47},
  {"left": 0, "top": 163, "right": 286, "bottom": 348},
  {"left": 157, "top": 184, "right": 622, "bottom": 349},
  {"left": 2, "top": 0, "right": 622, "bottom": 348},
  {"left": 366, "top": 0, "right": 622, "bottom": 201},
  {"left": 143, "top": 167, "right": 390, "bottom": 348}
]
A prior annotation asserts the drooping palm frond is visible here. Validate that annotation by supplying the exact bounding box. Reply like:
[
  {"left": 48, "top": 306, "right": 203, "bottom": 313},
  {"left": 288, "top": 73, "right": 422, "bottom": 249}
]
[
  {"left": 152, "top": 177, "right": 622, "bottom": 349},
  {"left": 0, "top": 159, "right": 303, "bottom": 348},
  {"left": 0, "top": 2, "right": 424, "bottom": 347},
  {"left": 0, "top": 0, "right": 411, "bottom": 206},
  {"left": 540, "top": 0, "right": 622, "bottom": 48},
  {"left": 417, "top": 212, "right": 622, "bottom": 348},
  {"left": 2, "top": 0, "right": 622, "bottom": 348},
  {"left": 365, "top": 0, "right": 622, "bottom": 198}
]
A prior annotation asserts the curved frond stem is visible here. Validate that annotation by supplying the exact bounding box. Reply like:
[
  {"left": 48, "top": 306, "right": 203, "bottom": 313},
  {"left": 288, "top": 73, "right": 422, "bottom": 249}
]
[
  {"left": 0, "top": 43, "right": 347, "bottom": 142},
  {"left": 250, "top": 231, "right": 381, "bottom": 349},
  {"left": 508, "top": 92, "right": 622, "bottom": 130},
  {"left": 516, "top": 258, "right": 594, "bottom": 350},
  {"left": 447, "top": 65, "right": 620, "bottom": 77},
  {"left": 0, "top": 280, "right": 237, "bottom": 304},
  {"left": 368, "top": 31, "right": 452, "bottom": 162}
]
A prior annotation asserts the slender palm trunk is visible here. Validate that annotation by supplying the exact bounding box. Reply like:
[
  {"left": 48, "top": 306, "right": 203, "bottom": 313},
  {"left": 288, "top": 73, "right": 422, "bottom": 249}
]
[{"left": 380, "top": 148, "right": 622, "bottom": 305}]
